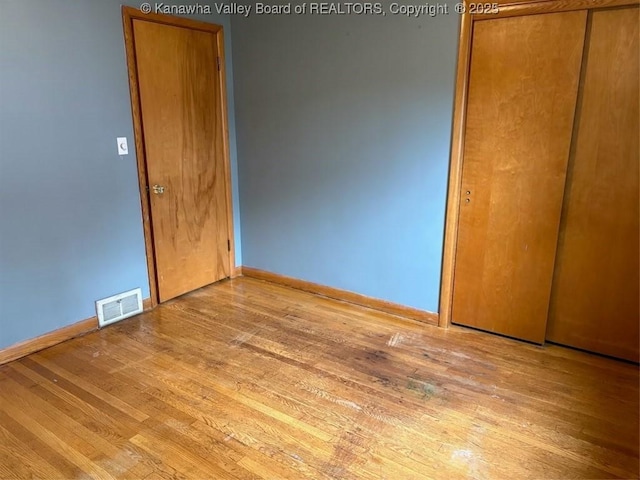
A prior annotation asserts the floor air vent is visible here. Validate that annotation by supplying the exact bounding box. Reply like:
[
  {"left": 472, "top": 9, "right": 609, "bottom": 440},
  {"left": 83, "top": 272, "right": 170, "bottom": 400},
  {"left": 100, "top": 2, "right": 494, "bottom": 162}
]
[{"left": 96, "top": 288, "right": 143, "bottom": 328}]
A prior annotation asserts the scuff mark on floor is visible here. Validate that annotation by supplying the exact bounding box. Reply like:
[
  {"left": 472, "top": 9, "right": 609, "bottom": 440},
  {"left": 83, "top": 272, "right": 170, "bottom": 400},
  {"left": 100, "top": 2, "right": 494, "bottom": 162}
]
[
  {"left": 452, "top": 449, "right": 474, "bottom": 460},
  {"left": 335, "top": 399, "right": 362, "bottom": 411},
  {"left": 230, "top": 330, "right": 257, "bottom": 347},
  {"left": 451, "top": 448, "right": 483, "bottom": 478},
  {"left": 365, "top": 349, "right": 388, "bottom": 361},
  {"left": 407, "top": 377, "right": 437, "bottom": 399},
  {"left": 289, "top": 453, "right": 304, "bottom": 462},
  {"left": 387, "top": 333, "right": 403, "bottom": 347}
]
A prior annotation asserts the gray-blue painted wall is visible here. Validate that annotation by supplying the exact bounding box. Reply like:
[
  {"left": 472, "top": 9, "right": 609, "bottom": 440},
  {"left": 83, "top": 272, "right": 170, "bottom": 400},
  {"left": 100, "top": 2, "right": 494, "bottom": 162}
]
[
  {"left": 0, "top": 0, "right": 242, "bottom": 349},
  {"left": 0, "top": 2, "right": 459, "bottom": 350},
  {"left": 231, "top": 8, "right": 459, "bottom": 312}
]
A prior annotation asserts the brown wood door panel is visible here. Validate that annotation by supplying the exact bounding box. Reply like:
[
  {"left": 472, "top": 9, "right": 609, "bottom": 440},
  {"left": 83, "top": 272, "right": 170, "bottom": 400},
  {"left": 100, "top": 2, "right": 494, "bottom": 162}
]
[
  {"left": 546, "top": 7, "right": 640, "bottom": 362},
  {"left": 452, "top": 12, "right": 587, "bottom": 343},
  {"left": 133, "top": 19, "right": 230, "bottom": 302}
]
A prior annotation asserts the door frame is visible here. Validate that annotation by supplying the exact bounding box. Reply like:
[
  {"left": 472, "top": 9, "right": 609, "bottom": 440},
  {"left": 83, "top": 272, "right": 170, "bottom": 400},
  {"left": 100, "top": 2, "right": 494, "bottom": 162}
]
[
  {"left": 438, "top": 0, "right": 638, "bottom": 328},
  {"left": 121, "top": 6, "right": 236, "bottom": 307}
]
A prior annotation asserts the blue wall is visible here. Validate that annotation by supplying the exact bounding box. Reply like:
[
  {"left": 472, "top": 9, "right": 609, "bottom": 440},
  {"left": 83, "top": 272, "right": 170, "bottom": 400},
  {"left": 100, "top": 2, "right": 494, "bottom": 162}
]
[
  {"left": 0, "top": 0, "right": 241, "bottom": 349},
  {"left": 231, "top": 8, "right": 459, "bottom": 312},
  {"left": 0, "top": 1, "right": 460, "bottom": 350}
]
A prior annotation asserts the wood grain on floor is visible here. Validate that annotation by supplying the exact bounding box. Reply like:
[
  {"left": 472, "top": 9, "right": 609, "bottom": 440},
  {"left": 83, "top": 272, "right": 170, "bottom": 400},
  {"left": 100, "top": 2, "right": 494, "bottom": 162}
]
[{"left": 0, "top": 277, "right": 638, "bottom": 479}]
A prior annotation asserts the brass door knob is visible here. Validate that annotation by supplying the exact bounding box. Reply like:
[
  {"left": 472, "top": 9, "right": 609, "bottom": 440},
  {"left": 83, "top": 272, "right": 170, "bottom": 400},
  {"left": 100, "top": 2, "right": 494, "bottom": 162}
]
[{"left": 152, "top": 184, "right": 166, "bottom": 194}]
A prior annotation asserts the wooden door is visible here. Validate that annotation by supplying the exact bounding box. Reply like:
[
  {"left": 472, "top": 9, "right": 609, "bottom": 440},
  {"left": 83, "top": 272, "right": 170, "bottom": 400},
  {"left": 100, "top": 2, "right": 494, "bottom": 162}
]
[
  {"left": 451, "top": 12, "right": 587, "bottom": 343},
  {"left": 133, "top": 19, "right": 231, "bottom": 302},
  {"left": 546, "top": 7, "right": 640, "bottom": 362}
]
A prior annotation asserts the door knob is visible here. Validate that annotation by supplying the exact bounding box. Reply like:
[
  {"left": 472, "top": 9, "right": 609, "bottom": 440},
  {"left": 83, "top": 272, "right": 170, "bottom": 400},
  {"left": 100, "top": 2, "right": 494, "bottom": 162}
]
[{"left": 152, "top": 184, "right": 165, "bottom": 194}]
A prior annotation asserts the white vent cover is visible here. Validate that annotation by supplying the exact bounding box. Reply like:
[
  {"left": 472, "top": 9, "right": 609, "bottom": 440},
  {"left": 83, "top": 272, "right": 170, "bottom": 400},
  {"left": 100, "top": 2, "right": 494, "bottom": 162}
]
[{"left": 96, "top": 288, "right": 143, "bottom": 328}]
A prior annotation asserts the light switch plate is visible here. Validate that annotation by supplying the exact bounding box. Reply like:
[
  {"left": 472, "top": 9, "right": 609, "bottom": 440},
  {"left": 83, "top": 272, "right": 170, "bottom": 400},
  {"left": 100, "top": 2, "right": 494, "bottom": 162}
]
[{"left": 117, "top": 137, "right": 128, "bottom": 155}]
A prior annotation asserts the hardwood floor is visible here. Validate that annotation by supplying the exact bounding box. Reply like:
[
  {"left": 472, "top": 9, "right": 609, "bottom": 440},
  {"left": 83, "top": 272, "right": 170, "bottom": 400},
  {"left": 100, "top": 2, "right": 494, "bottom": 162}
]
[{"left": 0, "top": 277, "right": 638, "bottom": 479}]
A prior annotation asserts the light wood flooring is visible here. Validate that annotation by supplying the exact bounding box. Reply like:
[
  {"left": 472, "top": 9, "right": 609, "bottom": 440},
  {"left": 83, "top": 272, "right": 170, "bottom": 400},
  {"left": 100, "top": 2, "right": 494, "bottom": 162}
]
[{"left": 0, "top": 277, "right": 638, "bottom": 479}]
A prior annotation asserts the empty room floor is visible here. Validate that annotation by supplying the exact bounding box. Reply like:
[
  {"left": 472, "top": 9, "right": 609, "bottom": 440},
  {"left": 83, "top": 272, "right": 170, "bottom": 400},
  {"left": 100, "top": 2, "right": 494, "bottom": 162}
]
[{"left": 0, "top": 277, "right": 638, "bottom": 479}]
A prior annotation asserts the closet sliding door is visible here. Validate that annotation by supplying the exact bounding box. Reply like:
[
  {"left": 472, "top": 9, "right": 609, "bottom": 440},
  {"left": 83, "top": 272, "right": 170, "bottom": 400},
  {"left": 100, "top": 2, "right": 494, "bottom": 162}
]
[
  {"left": 546, "top": 7, "right": 640, "bottom": 362},
  {"left": 451, "top": 12, "right": 587, "bottom": 343}
]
